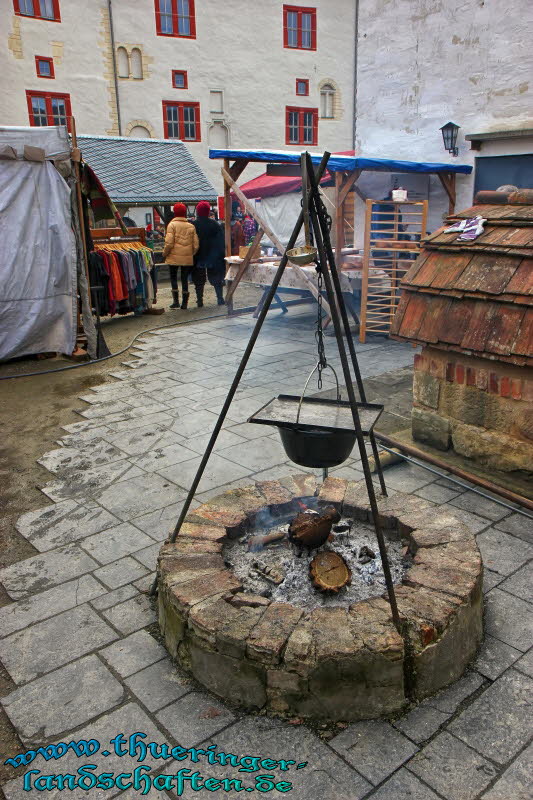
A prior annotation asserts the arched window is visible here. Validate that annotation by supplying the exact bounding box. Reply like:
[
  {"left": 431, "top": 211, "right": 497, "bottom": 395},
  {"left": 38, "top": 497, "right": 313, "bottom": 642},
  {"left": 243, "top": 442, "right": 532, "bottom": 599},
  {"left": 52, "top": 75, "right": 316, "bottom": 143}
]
[
  {"left": 128, "top": 125, "right": 151, "bottom": 138},
  {"left": 320, "top": 83, "right": 335, "bottom": 119},
  {"left": 209, "top": 120, "right": 229, "bottom": 149},
  {"left": 131, "top": 48, "right": 143, "bottom": 79},
  {"left": 117, "top": 47, "right": 129, "bottom": 78}
]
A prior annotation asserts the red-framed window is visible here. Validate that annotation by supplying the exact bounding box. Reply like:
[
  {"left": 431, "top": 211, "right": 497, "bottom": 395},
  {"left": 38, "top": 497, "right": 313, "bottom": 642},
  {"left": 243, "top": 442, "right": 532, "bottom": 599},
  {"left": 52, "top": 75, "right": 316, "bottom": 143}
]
[
  {"left": 155, "top": 0, "right": 196, "bottom": 38},
  {"left": 163, "top": 101, "right": 201, "bottom": 141},
  {"left": 286, "top": 106, "right": 318, "bottom": 146},
  {"left": 13, "top": 0, "right": 60, "bottom": 21},
  {"left": 296, "top": 78, "right": 309, "bottom": 96},
  {"left": 35, "top": 56, "right": 54, "bottom": 78},
  {"left": 26, "top": 90, "right": 71, "bottom": 129},
  {"left": 172, "top": 70, "right": 188, "bottom": 89},
  {"left": 283, "top": 6, "right": 316, "bottom": 50}
]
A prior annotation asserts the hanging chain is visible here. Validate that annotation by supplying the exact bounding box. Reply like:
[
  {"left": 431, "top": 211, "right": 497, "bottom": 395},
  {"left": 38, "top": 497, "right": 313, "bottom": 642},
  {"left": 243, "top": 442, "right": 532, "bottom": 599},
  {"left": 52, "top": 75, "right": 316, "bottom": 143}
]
[
  {"left": 319, "top": 194, "right": 333, "bottom": 232},
  {"left": 314, "top": 230, "right": 327, "bottom": 390},
  {"left": 302, "top": 178, "right": 331, "bottom": 391}
]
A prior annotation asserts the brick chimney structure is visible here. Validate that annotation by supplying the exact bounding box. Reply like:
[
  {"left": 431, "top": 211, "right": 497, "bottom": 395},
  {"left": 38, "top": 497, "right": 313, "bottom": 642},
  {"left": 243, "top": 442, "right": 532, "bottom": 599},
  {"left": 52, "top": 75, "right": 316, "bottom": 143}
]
[{"left": 391, "top": 189, "right": 533, "bottom": 474}]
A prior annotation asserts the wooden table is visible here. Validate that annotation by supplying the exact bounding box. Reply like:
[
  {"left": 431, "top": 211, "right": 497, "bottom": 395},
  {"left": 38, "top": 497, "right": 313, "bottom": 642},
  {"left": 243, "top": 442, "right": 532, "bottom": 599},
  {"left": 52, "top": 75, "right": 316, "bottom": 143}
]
[{"left": 224, "top": 258, "right": 365, "bottom": 324}]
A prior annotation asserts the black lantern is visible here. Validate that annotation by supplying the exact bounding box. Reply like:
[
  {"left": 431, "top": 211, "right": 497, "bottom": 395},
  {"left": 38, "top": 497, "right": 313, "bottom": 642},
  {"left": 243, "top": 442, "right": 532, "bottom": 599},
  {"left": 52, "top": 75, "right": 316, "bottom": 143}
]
[{"left": 440, "top": 121, "right": 460, "bottom": 156}]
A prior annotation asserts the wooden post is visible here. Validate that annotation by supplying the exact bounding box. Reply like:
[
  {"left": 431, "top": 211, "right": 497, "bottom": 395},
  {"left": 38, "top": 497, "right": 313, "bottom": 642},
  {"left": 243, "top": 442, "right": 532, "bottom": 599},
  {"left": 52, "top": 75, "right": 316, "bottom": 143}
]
[
  {"left": 334, "top": 171, "right": 343, "bottom": 253},
  {"left": 438, "top": 172, "right": 456, "bottom": 215},
  {"left": 223, "top": 158, "right": 231, "bottom": 257},
  {"left": 70, "top": 116, "right": 93, "bottom": 357},
  {"left": 225, "top": 226, "right": 264, "bottom": 314},
  {"left": 449, "top": 173, "right": 456, "bottom": 214}
]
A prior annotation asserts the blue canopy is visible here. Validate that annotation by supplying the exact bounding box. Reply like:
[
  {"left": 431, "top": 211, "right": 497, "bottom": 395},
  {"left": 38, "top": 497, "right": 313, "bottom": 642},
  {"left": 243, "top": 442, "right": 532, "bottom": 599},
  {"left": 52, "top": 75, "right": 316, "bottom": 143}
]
[{"left": 209, "top": 148, "right": 472, "bottom": 175}]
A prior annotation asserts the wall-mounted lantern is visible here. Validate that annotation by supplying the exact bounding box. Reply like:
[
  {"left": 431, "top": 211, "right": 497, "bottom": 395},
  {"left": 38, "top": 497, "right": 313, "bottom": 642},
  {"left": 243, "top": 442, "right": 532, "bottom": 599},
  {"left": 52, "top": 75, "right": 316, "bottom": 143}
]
[{"left": 440, "top": 121, "right": 460, "bottom": 156}]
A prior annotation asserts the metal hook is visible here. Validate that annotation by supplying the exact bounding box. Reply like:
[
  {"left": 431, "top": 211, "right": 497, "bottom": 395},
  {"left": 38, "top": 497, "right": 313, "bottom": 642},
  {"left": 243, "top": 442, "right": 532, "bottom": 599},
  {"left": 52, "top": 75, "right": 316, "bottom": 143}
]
[{"left": 296, "top": 362, "right": 342, "bottom": 424}]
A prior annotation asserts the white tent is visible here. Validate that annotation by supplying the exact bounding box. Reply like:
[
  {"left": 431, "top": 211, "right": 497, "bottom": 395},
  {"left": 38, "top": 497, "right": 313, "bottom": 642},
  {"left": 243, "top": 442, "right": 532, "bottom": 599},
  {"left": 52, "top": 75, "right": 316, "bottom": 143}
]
[{"left": 0, "top": 126, "right": 80, "bottom": 361}]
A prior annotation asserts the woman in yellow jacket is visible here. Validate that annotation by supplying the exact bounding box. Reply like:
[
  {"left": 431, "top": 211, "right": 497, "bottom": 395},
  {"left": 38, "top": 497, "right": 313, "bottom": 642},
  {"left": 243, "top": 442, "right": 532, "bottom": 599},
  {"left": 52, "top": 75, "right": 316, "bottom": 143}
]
[{"left": 163, "top": 203, "right": 199, "bottom": 309}]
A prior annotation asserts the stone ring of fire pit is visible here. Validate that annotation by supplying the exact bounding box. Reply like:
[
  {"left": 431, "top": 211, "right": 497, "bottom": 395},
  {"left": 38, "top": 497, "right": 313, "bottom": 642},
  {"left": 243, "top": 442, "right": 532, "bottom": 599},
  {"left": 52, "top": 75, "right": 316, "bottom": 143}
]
[{"left": 157, "top": 474, "right": 483, "bottom": 721}]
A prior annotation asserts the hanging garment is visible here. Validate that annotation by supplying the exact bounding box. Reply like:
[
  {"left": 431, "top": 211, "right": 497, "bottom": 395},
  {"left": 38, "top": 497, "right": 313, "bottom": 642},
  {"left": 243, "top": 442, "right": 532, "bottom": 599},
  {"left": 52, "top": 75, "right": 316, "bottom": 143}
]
[
  {"left": 88, "top": 252, "right": 110, "bottom": 316},
  {"left": 91, "top": 241, "right": 155, "bottom": 316}
]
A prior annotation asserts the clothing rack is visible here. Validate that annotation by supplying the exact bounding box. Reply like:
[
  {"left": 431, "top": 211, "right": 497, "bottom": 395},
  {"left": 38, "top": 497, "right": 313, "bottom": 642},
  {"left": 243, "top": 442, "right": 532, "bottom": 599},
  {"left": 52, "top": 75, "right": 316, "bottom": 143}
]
[
  {"left": 89, "top": 227, "right": 156, "bottom": 318},
  {"left": 94, "top": 236, "right": 142, "bottom": 244},
  {"left": 91, "top": 227, "right": 147, "bottom": 245}
]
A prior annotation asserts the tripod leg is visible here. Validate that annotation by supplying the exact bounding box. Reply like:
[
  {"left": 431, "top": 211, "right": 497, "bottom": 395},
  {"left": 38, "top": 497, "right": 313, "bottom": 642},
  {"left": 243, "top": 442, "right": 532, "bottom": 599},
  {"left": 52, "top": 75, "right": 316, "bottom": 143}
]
[
  {"left": 306, "top": 162, "right": 387, "bottom": 496},
  {"left": 307, "top": 181, "right": 400, "bottom": 632}
]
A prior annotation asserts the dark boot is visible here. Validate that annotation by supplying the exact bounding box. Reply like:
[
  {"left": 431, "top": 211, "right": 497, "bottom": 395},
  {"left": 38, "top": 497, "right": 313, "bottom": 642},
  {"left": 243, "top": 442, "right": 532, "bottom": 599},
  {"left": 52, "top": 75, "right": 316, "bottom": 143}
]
[
  {"left": 169, "top": 290, "right": 180, "bottom": 309},
  {"left": 195, "top": 287, "right": 204, "bottom": 308},
  {"left": 181, "top": 292, "right": 190, "bottom": 310},
  {"left": 215, "top": 285, "right": 225, "bottom": 305}
]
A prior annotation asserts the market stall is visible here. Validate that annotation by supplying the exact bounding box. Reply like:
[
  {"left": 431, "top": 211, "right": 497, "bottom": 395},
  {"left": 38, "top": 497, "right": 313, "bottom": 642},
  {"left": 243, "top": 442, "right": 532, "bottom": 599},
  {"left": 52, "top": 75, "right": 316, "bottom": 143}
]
[
  {"left": 210, "top": 148, "right": 472, "bottom": 321},
  {"left": 78, "top": 134, "right": 217, "bottom": 229}
]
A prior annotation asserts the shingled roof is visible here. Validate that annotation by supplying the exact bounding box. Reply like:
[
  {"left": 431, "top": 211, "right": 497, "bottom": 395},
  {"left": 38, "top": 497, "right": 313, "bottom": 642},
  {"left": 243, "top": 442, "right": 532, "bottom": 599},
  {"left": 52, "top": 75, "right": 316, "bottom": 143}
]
[
  {"left": 390, "top": 191, "right": 533, "bottom": 367},
  {"left": 78, "top": 135, "right": 217, "bottom": 205}
]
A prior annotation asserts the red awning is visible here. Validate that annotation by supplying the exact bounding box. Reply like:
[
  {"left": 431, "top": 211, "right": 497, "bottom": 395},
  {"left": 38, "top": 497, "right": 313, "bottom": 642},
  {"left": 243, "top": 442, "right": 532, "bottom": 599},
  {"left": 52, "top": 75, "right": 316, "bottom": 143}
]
[{"left": 238, "top": 151, "right": 355, "bottom": 199}]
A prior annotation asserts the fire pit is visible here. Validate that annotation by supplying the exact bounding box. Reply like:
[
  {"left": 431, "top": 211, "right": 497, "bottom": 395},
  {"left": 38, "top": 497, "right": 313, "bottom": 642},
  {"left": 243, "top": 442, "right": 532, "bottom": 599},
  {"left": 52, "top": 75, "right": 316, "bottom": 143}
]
[
  {"left": 224, "top": 500, "right": 407, "bottom": 608},
  {"left": 157, "top": 474, "right": 483, "bottom": 721}
]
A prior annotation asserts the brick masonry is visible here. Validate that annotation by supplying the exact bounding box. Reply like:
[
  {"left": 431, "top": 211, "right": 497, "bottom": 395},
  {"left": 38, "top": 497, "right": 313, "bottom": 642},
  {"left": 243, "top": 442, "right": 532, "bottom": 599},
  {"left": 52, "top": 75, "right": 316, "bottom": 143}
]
[
  {"left": 413, "top": 347, "right": 533, "bottom": 472},
  {"left": 158, "top": 476, "right": 483, "bottom": 722}
]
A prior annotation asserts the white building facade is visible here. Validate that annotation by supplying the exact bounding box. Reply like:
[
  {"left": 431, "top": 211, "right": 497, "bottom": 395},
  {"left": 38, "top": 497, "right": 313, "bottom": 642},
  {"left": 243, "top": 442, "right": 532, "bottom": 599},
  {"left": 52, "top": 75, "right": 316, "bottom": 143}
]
[
  {"left": 355, "top": 0, "right": 533, "bottom": 229},
  {"left": 1, "top": 0, "right": 356, "bottom": 195}
]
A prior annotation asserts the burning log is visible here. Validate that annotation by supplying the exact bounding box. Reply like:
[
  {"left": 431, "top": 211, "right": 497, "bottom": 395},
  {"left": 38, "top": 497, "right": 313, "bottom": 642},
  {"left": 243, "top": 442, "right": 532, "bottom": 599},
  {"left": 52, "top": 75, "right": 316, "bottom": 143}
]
[
  {"left": 247, "top": 530, "right": 286, "bottom": 553},
  {"left": 310, "top": 551, "right": 351, "bottom": 592},
  {"left": 288, "top": 506, "right": 340, "bottom": 550},
  {"left": 251, "top": 561, "right": 286, "bottom": 585}
]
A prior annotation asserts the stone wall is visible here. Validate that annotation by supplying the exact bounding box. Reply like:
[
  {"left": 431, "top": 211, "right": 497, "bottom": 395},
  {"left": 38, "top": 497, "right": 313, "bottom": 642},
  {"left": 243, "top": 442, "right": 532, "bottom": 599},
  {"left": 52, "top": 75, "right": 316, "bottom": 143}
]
[
  {"left": 355, "top": 0, "right": 533, "bottom": 234},
  {"left": 412, "top": 347, "right": 533, "bottom": 473},
  {"left": 158, "top": 475, "right": 484, "bottom": 721}
]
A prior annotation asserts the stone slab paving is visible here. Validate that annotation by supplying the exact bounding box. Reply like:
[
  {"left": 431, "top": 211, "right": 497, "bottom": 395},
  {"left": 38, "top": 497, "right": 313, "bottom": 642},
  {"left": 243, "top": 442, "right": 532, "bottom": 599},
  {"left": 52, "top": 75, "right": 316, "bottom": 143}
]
[{"left": 0, "top": 308, "right": 532, "bottom": 799}]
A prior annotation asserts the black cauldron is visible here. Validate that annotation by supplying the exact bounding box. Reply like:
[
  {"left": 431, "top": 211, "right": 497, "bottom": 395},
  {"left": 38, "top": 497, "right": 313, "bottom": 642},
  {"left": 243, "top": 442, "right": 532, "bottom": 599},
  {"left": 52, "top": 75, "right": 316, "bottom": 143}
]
[{"left": 278, "top": 425, "right": 356, "bottom": 468}]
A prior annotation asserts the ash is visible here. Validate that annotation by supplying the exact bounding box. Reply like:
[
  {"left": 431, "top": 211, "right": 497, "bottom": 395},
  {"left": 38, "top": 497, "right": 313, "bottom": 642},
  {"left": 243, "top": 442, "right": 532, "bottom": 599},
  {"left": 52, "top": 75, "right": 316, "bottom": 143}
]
[{"left": 224, "top": 513, "right": 409, "bottom": 610}]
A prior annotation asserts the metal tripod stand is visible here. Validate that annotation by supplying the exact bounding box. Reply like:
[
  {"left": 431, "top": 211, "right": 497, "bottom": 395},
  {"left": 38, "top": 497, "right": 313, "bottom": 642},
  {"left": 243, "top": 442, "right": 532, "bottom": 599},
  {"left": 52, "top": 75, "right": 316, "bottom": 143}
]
[{"left": 151, "top": 150, "right": 400, "bottom": 632}]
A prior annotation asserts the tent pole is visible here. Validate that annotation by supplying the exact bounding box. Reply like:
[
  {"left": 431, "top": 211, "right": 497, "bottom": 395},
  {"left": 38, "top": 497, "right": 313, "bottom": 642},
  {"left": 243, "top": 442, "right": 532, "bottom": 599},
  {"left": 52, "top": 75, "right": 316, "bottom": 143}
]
[
  {"left": 70, "top": 116, "right": 93, "bottom": 355},
  {"left": 223, "top": 159, "right": 231, "bottom": 257}
]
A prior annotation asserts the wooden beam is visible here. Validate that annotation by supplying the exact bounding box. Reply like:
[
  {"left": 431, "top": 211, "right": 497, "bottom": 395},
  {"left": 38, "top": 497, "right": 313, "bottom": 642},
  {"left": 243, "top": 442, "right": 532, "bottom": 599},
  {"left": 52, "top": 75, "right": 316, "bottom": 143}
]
[
  {"left": 334, "top": 171, "right": 344, "bottom": 252},
  {"left": 339, "top": 168, "right": 362, "bottom": 206},
  {"left": 228, "top": 158, "right": 249, "bottom": 182},
  {"left": 353, "top": 184, "right": 367, "bottom": 203},
  {"left": 222, "top": 165, "right": 332, "bottom": 321},
  {"left": 223, "top": 158, "right": 249, "bottom": 258},
  {"left": 438, "top": 172, "right": 456, "bottom": 214},
  {"left": 449, "top": 173, "right": 456, "bottom": 214},
  {"left": 225, "top": 226, "right": 264, "bottom": 311}
]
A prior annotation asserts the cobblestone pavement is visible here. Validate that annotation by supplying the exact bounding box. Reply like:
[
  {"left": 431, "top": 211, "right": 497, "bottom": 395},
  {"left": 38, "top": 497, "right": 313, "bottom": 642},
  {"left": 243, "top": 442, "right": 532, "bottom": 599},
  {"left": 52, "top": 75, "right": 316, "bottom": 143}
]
[{"left": 1, "top": 309, "right": 531, "bottom": 799}]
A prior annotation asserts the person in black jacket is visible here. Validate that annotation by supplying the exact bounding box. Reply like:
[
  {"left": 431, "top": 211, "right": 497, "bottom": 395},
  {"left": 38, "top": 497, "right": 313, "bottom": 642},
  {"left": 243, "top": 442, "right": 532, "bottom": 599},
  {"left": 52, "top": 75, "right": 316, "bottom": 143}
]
[{"left": 192, "top": 201, "right": 226, "bottom": 306}]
